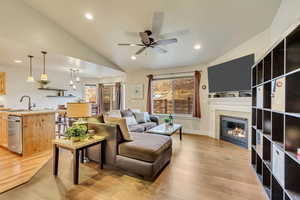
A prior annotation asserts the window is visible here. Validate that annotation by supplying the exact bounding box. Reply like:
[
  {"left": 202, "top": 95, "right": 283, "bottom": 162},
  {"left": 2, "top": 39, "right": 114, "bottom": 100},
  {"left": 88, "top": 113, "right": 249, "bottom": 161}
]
[
  {"left": 84, "top": 84, "right": 97, "bottom": 103},
  {"left": 152, "top": 77, "right": 194, "bottom": 115}
]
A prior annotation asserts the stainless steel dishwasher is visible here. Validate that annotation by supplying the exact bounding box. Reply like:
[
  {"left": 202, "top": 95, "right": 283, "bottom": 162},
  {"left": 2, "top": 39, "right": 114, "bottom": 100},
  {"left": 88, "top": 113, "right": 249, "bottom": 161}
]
[{"left": 8, "top": 116, "right": 23, "bottom": 154}]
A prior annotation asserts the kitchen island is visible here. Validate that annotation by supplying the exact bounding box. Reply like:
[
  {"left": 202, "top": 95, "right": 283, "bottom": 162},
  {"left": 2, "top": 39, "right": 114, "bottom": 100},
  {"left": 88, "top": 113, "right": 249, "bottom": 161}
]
[{"left": 0, "top": 110, "right": 55, "bottom": 156}]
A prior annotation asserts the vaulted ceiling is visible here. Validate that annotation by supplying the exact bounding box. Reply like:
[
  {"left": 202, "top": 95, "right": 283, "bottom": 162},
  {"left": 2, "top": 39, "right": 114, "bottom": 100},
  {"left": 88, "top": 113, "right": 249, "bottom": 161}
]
[{"left": 23, "top": 0, "right": 281, "bottom": 71}]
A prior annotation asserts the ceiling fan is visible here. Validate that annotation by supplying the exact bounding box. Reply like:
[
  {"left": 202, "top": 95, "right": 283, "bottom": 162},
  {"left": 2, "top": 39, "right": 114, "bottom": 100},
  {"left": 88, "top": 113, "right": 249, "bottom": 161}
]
[{"left": 118, "top": 12, "right": 185, "bottom": 56}]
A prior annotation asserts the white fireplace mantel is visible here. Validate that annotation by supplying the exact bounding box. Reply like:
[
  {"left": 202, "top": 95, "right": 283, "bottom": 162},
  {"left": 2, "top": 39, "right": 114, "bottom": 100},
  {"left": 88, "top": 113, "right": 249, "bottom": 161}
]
[{"left": 208, "top": 97, "right": 252, "bottom": 149}]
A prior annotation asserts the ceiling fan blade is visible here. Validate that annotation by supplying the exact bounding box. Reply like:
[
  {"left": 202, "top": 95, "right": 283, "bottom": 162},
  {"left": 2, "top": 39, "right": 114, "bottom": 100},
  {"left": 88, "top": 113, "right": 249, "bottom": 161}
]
[
  {"left": 159, "top": 29, "right": 190, "bottom": 39},
  {"left": 154, "top": 38, "right": 178, "bottom": 46},
  {"left": 118, "top": 43, "right": 144, "bottom": 46},
  {"left": 152, "top": 11, "right": 164, "bottom": 38},
  {"left": 135, "top": 47, "right": 147, "bottom": 55},
  {"left": 139, "top": 32, "right": 151, "bottom": 45},
  {"left": 151, "top": 46, "right": 168, "bottom": 54}
]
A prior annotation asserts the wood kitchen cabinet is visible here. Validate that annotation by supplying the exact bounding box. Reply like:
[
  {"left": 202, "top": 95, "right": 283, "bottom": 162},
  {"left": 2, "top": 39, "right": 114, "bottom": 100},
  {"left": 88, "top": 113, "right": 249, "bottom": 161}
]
[
  {"left": 0, "top": 72, "right": 6, "bottom": 95},
  {"left": 0, "top": 112, "right": 8, "bottom": 148},
  {"left": 22, "top": 113, "right": 55, "bottom": 156}
]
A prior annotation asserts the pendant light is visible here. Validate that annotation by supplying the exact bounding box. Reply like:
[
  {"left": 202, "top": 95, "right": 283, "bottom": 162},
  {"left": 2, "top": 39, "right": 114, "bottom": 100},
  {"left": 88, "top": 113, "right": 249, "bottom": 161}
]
[
  {"left": 27, "top": 55, "right": 35, "bottom": 82},
  {"left": 40, "top": 51, "right": 48, "bottom": 81},
  {"left": 75, "top": 69, "right": 80, "bottom": 83},
  {"left": 69, "top": 69, "right": 74, "bottom": 86}
]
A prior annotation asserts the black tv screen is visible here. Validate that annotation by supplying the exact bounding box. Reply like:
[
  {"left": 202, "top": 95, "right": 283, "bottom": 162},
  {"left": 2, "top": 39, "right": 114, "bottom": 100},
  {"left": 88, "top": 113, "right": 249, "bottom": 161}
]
[{"left": 208, "top": 54, "right": 254, "bottom": 93}]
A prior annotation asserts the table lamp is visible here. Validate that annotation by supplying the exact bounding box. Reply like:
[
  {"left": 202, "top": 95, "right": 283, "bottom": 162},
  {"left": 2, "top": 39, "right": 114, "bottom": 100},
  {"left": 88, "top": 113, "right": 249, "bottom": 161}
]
[{"left": 67, "top": 103, "right": 92, "bottom": 124}]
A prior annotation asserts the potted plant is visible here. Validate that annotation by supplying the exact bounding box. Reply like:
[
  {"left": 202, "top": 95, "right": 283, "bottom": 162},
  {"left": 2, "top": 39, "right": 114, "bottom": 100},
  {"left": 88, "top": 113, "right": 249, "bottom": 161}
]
[
  {"left": 37, "top": 80, "right": 50, "bottom": 88},
  {"left": 65, "top": 124, "right": 88, "bottom": 142}
]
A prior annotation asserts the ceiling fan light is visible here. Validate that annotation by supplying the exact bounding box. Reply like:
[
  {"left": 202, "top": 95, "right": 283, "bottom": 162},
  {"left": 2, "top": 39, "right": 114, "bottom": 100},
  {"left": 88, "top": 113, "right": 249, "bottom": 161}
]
[
  {"left": 130, "top": 44, "right": 136, "bottom": 47},
  {"left": 40, "top": 73, "right": 48, "bottom": 81},
  {"left": 131, "top": 55, "right": 136, "bottom": 60}
]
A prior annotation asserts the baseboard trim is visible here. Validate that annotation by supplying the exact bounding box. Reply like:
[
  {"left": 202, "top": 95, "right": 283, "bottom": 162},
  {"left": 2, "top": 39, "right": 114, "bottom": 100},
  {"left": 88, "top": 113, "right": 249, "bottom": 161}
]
[{"left": 183, "top": 129, "right": 209, "bottom": 136}]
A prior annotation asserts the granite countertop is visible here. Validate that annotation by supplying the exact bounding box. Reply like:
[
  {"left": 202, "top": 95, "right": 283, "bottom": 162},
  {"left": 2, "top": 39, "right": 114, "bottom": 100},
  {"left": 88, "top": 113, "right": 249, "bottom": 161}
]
[{"left": 6, "top": 109, "right": 56, "bottom": 116}]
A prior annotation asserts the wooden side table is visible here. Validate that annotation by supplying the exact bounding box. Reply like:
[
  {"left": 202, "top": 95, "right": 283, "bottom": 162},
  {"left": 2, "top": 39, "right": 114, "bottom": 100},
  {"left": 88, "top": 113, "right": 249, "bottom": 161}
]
[{"left": 53, "top": 135, "right": 106, "bottom": 184}]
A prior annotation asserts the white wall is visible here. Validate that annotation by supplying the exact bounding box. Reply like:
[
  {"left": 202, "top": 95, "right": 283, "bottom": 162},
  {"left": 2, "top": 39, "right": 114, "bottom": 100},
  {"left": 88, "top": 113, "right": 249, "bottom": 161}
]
[
  {"left": 0, "top": 65, "right": 97, "bottom": 109},
  {"left": 270, "top": 0, "right": 300, "bottom": 43}
]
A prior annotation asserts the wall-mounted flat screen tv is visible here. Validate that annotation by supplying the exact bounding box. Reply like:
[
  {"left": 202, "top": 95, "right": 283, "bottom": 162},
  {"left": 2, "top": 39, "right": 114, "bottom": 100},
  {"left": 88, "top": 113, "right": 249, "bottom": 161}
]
[{"left": 208, "top": 54, "right": 254, "bottom": 93}]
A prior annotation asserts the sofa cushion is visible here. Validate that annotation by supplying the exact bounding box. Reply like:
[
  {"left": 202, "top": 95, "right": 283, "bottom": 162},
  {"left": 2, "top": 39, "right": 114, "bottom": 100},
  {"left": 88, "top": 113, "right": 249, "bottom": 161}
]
[
  {"left": 118, "top": 132, "right": 172, "bottom": 162},
  {"left": 128, "top": 124, "right": 145, "bottom": 132},
  {"left": 141, "top": 122, "right": 157, "bottom": 130}
]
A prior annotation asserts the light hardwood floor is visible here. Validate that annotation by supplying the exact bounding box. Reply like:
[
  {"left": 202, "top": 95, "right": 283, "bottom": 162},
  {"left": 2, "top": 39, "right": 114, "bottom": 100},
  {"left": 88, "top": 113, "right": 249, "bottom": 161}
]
[
  {"left": 0, "top": 135, "right": 266, "bottom": 200},
  {"left": 0, "top": 148, "right": 52, "bottom": 194}
]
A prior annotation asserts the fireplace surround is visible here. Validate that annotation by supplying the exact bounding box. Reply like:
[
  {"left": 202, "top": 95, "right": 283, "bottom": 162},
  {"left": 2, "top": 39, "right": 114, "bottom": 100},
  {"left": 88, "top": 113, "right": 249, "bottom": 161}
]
[{"left": 220, "top": 115, "right": 248, "bottom": 148}]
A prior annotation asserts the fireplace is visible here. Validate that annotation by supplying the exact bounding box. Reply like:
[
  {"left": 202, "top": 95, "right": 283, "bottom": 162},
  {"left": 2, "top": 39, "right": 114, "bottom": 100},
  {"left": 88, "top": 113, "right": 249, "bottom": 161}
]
[{"left": 220, "top": 115, "right": 248, "bottom": 148}]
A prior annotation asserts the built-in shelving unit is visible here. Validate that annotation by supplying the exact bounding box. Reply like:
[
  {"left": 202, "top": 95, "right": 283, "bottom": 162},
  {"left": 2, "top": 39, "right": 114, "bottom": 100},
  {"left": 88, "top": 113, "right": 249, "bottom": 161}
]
[{"left": 251, "top": 23, "right": 300, "bottom": 200}]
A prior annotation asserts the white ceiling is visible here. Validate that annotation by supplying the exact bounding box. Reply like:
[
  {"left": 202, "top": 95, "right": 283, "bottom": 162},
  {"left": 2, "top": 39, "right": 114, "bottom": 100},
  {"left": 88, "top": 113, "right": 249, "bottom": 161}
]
[
  {"left": 23, "top": 0, "right": 281, "bottom": 71},
  {"left": 0, "top": 37, "right": 123, "bottom": 78}
]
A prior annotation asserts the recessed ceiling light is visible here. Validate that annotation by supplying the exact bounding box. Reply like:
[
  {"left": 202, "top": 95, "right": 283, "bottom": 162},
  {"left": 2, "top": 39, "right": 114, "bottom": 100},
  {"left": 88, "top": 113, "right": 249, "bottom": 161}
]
[
  {"left": 130, "top": 44, "right": 136, "bottom": 47},
  {"left": 131, "top": 55, "right": 136, "bottom": 60},
  {"left": 14, "top": 60, "right": 22, "bottom": 63},
  {"left": 194, "top": 44, "right": 201, "bottom": 50},
  {"left": 85, "top": 13, "right": 93, "bottom": 20}
]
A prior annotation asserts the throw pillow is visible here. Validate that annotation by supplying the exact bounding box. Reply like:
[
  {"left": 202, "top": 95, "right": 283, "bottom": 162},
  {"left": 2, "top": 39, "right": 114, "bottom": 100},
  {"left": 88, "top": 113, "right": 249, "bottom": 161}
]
[
  {"left": 144, "top": 112, "right": 151, "bottom": 122},
  {"left": 134, "top": 112, "right": 146, "bottom": 123},
  {"left": 121, "top": 109, "right": 134, "bottom": 117},
  {"left": 124, "top": 116, "right": 138, "bottom": 126},
  {"left": 104, "top": 117, "right": 133, "bottom": 141}
]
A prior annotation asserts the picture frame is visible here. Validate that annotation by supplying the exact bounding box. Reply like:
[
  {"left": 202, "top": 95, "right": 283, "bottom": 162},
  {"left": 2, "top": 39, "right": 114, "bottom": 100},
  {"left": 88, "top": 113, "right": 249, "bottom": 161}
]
[{"left": 130, "top": 84, "right": 144, "bottom": 99}]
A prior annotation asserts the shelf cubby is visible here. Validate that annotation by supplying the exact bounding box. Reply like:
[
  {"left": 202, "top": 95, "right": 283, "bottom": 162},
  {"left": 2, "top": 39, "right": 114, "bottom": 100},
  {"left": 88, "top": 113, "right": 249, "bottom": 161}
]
[
  {"left": 252, "top": 128, "right": 257, "bottom": 146},
  {"left": 252, "top": 147, "right": 257, "bottom": 167},
  {"left": 272, "top": 176, "right": 284, "bottom": 200},
  {"left": 272, "top": 41, "right": 285, "bottom": 78},
  {"left": 252, "top": 88, "right": 257, "bottom": 107},
  {"left": 257, "top": 155, "right": 263, "bottom": 177},
  {"left": 257, "top": 61, "right": 264, "bottom": 84},
  {"left": 252, "top": 108, "right": 256, "bottom": 126},
  {"left": 263, "top": 137, "right": 271, "bottom": 166},
  {"left": 285, "top": 155, "right": 300, "bottom": 200},
  {"left": 263, "top": 163, "right": 271, "bottom": 198},
  {"left": 286, "top": 25, "right": 300, "bottom": 73},
  {"left": 286, "top": 71, "right": 300, "bottom": 113},
  {"left": 256, "top": 131, "right": 263, "bottom": 157},
  {"left": 264, "top": 52, "right": 272, "bottom": 81},
  {"left": 263, "top": 110, "right": 271, "bottom": 135},
  {"left": 263, "top": 82, "right": 271, "bottom": 109},
  {"left": 252, "top": 66, "right": 257, "bottom": 86},
  {"left": 285, "top": 193, "right": 291, "bottom": 200},
  {"left": 257, "top": 109, "right": 263, "bottom": 130},
  {"left": 272, "top": 112, "right": 284, "bottom": 147},
  {"left": 285, "top": 115, "right": 300, "bottom": 157}
]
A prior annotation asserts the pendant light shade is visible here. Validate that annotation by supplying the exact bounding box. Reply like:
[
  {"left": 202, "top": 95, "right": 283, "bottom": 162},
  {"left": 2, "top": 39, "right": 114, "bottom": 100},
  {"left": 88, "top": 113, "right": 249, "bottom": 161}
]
[
  {"left": 40, "top": 51, "right": 48, "bottom": 81},
  {"left": 75, "top": 69, "right": 80, "bottom": 83},
  {"left": 27, "top": 55, "right": 35, "bottom": 82},
  {"left": 69, "top": 69, "right": 74, "bottom": 85}
]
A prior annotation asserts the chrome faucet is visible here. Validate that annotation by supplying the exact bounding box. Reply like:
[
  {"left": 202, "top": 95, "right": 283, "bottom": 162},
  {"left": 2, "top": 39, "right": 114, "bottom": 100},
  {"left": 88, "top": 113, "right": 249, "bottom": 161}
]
[{"left": 20, "top": 95, "right": 32, "bottom": 110}]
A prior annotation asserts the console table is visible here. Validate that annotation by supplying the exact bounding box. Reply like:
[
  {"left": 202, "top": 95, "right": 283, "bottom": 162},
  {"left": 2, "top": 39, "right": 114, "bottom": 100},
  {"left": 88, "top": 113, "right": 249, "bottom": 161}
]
[{"left": 53, "top": 135, "right": 106, "bottom": 184}]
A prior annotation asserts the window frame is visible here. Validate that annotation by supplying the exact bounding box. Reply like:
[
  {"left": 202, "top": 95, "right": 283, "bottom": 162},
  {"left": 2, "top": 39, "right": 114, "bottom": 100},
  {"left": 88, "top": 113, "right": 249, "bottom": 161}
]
[{"left": 151, "top": 76, "right": 194, "bottom": 117}]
